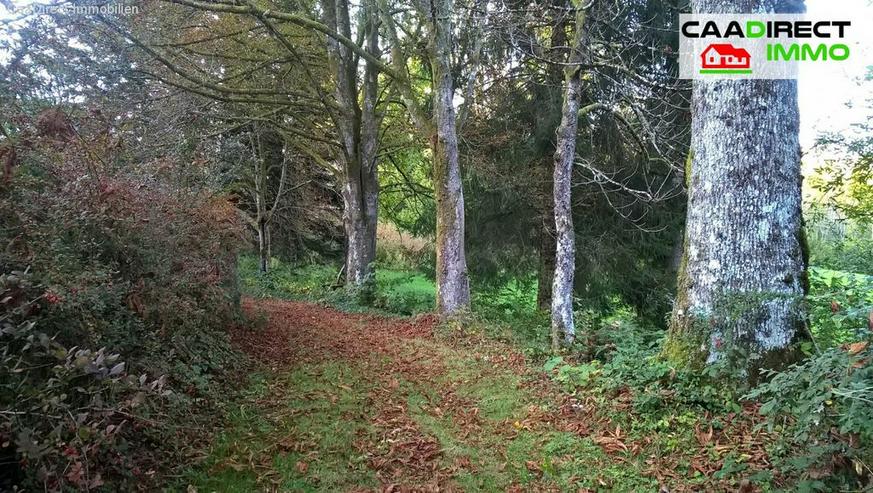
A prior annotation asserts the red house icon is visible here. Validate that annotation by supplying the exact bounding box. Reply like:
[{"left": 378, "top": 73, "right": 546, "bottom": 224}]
[{"left": 701, "top": 43, "right": 751, "bottom": 70}]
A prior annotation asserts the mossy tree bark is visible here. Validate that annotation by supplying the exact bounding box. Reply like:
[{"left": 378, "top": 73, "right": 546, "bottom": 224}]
[
  {"left": 429, "top": 0, "right": 471, "bottom": 315},
  {"left": 379, "top": 0, "right": 472, "bottom": 315},
  {"left": 323, "top": 0, "right": 381, "bottom": 291},
  {"left": 665, "top": 0, "right": 808, "bottom": 378}
]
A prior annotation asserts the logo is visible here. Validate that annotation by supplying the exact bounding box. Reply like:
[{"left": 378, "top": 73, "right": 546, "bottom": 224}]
[
  {"left": 678, "top": 14, "right": 865, "bottom": 79},
  {"left": 700, "top": 43, "right": 752, "bottom": 74}
]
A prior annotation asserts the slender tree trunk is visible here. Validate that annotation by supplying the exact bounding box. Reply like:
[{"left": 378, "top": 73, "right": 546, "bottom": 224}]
[
  {"left": 551, "top": 73, "right": 581, "bottom": 349},
  {"left": 251, "top": 126, "right": 270, "bottom": 274},
  {"left": 665, "top": 0, "right": 807, "bottom": 379},
  {"left": 429, "top": 0, "right": 471, "bottom": 315},
  {"left": 353, "top": 2, "right": 380, "bottom": 289},
  {"left": 257, "top": 220, "right": 269, "bottom": 273},
  {"left": 551, "top": 3, "right": 593, "bottom": 349}
]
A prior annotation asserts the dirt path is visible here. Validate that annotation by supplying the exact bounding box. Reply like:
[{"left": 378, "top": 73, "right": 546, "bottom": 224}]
[{"left": 181, "top": 299, "right": 745, "bottom": 492}]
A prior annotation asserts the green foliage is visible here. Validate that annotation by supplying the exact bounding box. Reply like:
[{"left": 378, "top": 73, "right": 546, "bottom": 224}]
[
  {"left": 0, "top": 272, "right": 165, "bottom": 491},
  {"left": 543, "top": 356, "right": 602, "bottom": 391},
  {"left": 540, "top": 309, "right": 740, "bottom": 423},
  {"left": 807, "top": 267, "right": 873, "bottom": 349},
  {"left": 473, "top": 277, "right": 538, "bottom": 320},
  {"left": 806, "top": 206, "right": 873, "bottom": 275},
  {"left": 239, "top": 255, "right": 436, "bottom": 315},
  {"left": 537, "top": 292, "right": 872, "bottom": 490},
  {"left": 377, "top": 125, "right": 436, "bottom": 239},
  {"left": 374, "top": 228, "right": 435, "bottom": 277},
  {"left": 810, "top": 70, "right": 873, "bottom": 225},
  {"left": 239, "top": 255, "right": 338, "bottom": 300},
  {"left": 746, "top": 345, "right": 873, "bottom": 489},
  {"left": 372, "top": 270, "right": 435, "bottom": 315},
  {"left": 468, "top": 278, "right": 555, "bottom": 358},
  {"left": 0, "top": 111, "right": 244, "bottom": 490},
  {"left": 597, "top": 315, "right": 740, "bottom": 414}
]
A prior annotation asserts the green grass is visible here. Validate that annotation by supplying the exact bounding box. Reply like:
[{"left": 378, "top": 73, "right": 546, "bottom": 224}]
[
  {"left": 181, "top": 363, "right": 378, "bottom": 492},
  {"left": 182, "top": 325, "right": 667, "bottom": 492},
  {"left": 390, "top": 338, "right": 660, "bottom": 491},
  {"left": 238, "top": 255, "right": 436, "bottom": 315},
  {"left": 187, "top": 258, "right": 823, "bottom": 491},
  {"left": 372, "top": 269, "right": 435, "bottom": 314},
  {"left": 202, "top": 257, "right": 871, "bottom": 491}
]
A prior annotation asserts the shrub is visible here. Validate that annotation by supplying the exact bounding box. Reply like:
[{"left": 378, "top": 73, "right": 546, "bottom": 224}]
[
  {"left": 0, "top": 108, "right": 244, "bottom": 490},
  {"left": 746, "top": 344, "right": 873, "bottom": 490},
  {"left": 807, "top": 267, "right": 873, "bottom": 349},
  {"left": 0, "top": 272, "right": 171, "bottom": 490},
  {"left": 541, "top": 309, "right": 738, "bottom": 416}
]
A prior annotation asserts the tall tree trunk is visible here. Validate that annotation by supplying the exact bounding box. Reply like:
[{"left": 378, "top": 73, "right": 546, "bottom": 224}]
[
  {"left": 342, "top": 179, "right": 377, "bottom": 286},
  {"left": 429, "top": 0, "right": 471, "bottom": 315},
  {"left": 551, "top": 3, "right": 592, "bottom": 349},
  {"left": 353, "top": 1, "right": 380, "bottom": 289},
  {"left": 250, "top": 125, "right": 278, "bottom": 275},
  {"left": 551, "top": 73, "right": 581, "bottom": 348},
  {"left": 324, "top": 0, "right": 381, "bottom": 291},
  {"left": 378, "top": 0, "right": 471, "bottom": 315},
  {"left": 342, "top": 158, "right": 378, "bottom": 289},
  {"left": 665, "top": 0, "right": 807, "bottom": 379},
  {"left": 257, "top": 220, "right": 269, "bottom": 273}
]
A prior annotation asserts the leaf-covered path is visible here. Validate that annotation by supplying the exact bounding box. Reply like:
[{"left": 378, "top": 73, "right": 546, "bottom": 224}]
[{"left": 182, "top": 299, "right": 746, "bottom": 492}]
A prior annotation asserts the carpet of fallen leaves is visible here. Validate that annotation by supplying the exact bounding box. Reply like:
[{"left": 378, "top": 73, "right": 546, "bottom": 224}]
[{"left": 220, "top": 298, "right": 777, "bottom": 492}]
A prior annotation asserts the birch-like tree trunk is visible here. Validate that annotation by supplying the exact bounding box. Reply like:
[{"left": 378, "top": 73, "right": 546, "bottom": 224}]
[
  {"left": 665, "top": 0, "right": 808, "bottom": 378},
  {"left": 429, "top": 0, "right": 471, "bottom": 314},
  {"left": 551, "top": 2, "right": 593, "bottom": 349},
  {"left": 257, "top": 219, "right": 270, "bottom": 272}
]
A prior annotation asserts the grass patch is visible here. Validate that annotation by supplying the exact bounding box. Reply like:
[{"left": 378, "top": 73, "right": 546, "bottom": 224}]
[
  {"left": 239, "top": 255, "right": 435, "bottom": 315},
  {"left": 372, "top": 269, "right": 435, "bottom": 314},
  {"left": 181, "top": 362, "right": 378, "bottom": 492}
]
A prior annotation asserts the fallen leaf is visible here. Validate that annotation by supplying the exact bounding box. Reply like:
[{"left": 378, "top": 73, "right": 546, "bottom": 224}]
[
  {"left": 525, "top": 460, "right": 543, "bottom": 476},
  {"left": 847, "top": 341, "right": 868, "bottom": 355}
]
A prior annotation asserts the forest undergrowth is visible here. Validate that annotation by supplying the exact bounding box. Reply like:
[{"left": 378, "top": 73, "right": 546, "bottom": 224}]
[
  {"left": 179, "top": 256, "right": 873, "bottom": 492},
  {"left": 184, "top": 298, "right": 756, "bottom": 492}
]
